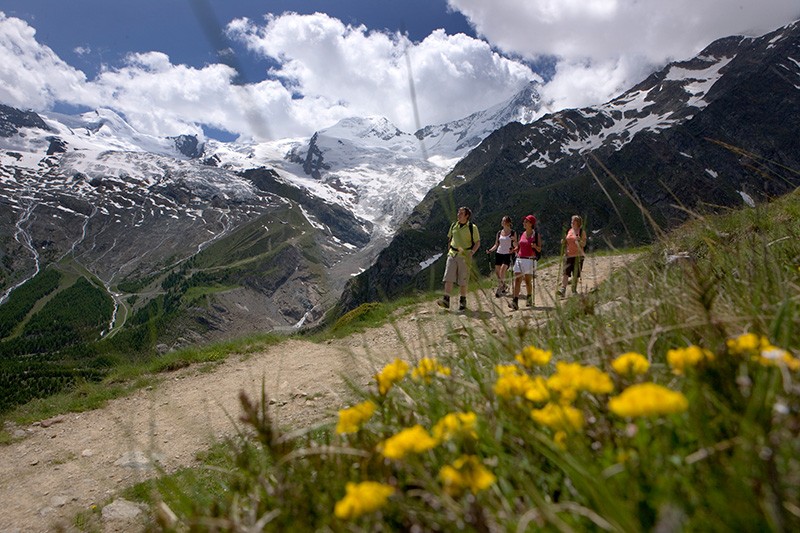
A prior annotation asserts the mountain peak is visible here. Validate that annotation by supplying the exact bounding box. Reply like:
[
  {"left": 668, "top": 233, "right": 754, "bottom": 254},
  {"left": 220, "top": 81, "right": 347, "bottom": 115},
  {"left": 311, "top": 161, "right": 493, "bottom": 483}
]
[
  {"left": 322, "top": 116, "right": 405, "bottom": 141},
  {"left": 0, "top": 104, "right": 52, "bottom": 137},
  {"left": 414, "top": 80, "right": 543, "bottom": 158}
]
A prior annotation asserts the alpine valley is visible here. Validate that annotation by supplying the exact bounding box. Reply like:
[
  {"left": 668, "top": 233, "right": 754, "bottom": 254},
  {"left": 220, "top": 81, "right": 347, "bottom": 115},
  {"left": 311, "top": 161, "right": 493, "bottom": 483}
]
[
  {"left": 0, "top": 63, "right": 542, "bottom": 401},
  {"left": 1, "top": 20, "right": 799, "bottom": 410}
]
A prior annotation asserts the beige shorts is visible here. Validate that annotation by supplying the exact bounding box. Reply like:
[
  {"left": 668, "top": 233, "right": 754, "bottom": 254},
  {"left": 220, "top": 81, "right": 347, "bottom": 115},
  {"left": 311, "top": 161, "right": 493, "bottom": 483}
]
[{"left": 443, "top": 255, "right": 469, "bottom": 286}]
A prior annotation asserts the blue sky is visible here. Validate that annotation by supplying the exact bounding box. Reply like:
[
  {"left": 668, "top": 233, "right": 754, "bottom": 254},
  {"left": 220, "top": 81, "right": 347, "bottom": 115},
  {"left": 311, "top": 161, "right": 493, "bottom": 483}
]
[
  {"left": 2, "top": 1, "right": 474, "bottom": 82},
  {"left": 1, "top": 1, "right": 798, "bottom": 142}
]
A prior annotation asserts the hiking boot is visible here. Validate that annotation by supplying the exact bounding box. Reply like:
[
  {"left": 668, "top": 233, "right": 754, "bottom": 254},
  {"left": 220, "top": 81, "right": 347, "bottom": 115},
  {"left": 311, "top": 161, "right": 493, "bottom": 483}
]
[
  {"left": 557, "top": 287, "right": 566, "bottom": 298},
  {"left": 459, "top": 296, "right": 467, "bottom": 312},
  {"left": 437, "top": 295, "right": 450, "bottom": 309},
  {"left": 508, "top": 297, "right": 519, "bottom": 310},
  {"left": 526, "top": 294, "right": 533, "bottom": 308},
  {"left": 495, "top": 286, "right": 502, "bottom": 298}
]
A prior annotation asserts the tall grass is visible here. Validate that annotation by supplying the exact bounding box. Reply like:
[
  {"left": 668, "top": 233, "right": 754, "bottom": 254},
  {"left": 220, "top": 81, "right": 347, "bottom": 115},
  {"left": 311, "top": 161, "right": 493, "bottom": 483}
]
[{"left": 113, "top": 191, "right": 800, "bottom": 530}]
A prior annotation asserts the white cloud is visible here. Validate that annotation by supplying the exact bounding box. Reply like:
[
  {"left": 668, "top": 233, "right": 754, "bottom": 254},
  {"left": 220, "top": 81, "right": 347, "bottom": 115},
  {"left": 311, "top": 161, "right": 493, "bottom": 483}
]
[
  {"left": 227, "top": 12, "right": 536, "bottom": 132},
  {"left": 539, "top": 56, "right": 652, "bottom": 112},
  {"left": 0, "top": 10, "right": 537, "bottom": 140},
  {"left": 0, "top": 13, "right": 91, "bottom": 110},
  {"left": 90, "top": 52, "right": 276, "bottom": 139},
  {"left": 3, "top": 4, "right": 798, "bottom": 141},
  {"left": 448, "top": 0, "right": 800, "bottom": 109}
]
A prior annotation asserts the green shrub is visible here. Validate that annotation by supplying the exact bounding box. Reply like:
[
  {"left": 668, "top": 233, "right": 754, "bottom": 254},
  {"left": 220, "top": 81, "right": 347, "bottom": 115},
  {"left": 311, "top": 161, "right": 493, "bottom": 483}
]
[{"left": 0, "top": 268, "right": 61, "bottom": 338}]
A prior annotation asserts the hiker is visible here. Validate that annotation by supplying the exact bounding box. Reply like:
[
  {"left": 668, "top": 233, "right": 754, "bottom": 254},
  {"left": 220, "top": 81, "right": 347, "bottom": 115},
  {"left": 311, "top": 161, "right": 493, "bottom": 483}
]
[
  {"left": 559, "top": 215, "right": 587, "bottom": 297},
  {"left": 438, "top": 206, "right": 480, "bottom": 311},
  {"left": 486, "top": 215, "right": 516, "bottom": 297},
  {"left": 508, "top": 214, "right": 541, "bottom": 310}
]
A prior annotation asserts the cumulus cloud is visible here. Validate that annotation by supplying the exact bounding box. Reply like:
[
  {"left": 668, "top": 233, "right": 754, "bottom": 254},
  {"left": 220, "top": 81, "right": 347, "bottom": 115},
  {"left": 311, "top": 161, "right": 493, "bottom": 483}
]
[
  {"left": 2, "top": 4, "right": 798, "bottom": 141},
  {"left": 226, "top": 12, "right": 536, "bottom": 132},
  {"left": 0, "top": 13, "right": 92, "bottom": 110},
  {"left": 0, "top": 10, "right": 537, "bottom": 140},
  {"left": 90, "top": 52, "right": 270, "bottom": 139},
  {"left": 448, "top": 0, "right": 800, "bottom": 109}
]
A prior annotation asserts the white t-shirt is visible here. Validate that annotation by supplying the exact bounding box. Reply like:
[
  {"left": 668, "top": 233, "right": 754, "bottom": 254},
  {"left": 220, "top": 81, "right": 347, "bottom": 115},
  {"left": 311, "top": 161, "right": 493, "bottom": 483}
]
[{"left": 497, "top": 231, "right": 513, "bottom": 254}]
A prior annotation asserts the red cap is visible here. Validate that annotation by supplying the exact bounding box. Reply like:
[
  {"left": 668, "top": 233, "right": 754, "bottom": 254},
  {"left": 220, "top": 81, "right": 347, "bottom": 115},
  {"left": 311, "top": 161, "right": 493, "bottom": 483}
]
[{"left": 524, "top": 214, "right": 536, "bottom": 225}]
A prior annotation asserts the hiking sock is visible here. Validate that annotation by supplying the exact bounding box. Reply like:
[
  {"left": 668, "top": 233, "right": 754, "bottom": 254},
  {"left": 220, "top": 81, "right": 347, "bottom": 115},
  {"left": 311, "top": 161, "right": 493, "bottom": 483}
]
[
  {"left": 438, "top": 295, "right": 450, "bottom": 309},
  {"left": 459, "top": 296, "right": 467, "bottom": 311}
]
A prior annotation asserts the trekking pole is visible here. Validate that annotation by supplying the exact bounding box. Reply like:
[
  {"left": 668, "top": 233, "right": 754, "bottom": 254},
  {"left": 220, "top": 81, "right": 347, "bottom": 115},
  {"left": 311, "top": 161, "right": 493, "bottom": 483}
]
[{"left": 556, "top": 230, "right": 566, "bottom": 300}]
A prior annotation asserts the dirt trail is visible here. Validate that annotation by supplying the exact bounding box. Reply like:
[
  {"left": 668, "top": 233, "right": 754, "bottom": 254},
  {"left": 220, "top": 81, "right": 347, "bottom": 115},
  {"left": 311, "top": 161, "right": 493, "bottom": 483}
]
[{"left": 0, "top": 254, "right": 638, "bottom": 532}]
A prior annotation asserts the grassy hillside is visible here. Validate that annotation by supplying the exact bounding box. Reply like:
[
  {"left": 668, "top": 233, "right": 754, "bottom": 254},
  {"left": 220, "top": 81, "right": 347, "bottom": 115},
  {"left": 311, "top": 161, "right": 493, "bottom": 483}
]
[{"left": 125, "top": 188, "right": 799, "bottom": 531}]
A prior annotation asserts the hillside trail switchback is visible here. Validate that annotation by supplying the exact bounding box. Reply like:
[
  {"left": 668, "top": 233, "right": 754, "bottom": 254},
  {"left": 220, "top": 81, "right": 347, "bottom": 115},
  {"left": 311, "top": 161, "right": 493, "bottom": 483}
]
[{"left": 0, "top": 253, "right": 639, "bottom": 532}]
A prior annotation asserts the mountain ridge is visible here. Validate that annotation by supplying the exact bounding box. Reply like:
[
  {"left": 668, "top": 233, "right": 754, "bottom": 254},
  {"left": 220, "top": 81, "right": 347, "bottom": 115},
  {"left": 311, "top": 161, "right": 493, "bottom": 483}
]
[
  {"left": 336, "top": 19, "right": 800, "bottom": 314},
  {"left": 0, "top": 77, "right": 544, "bottom": 358}
]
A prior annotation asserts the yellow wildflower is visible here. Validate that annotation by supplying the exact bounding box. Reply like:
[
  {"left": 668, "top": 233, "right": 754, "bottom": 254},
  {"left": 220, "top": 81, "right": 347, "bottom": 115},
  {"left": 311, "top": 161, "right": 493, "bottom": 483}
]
[
  {"left": 553, "top": 430, "right": 568, "bottom": 450},
  {"left": 726, "top": 332, "right": 767, "bottom": 357},
  {"left": 524, "top": 376, "right": 550, "bottom": 403},
  {"left": 547, "top": 362, "right": 614, "bottom": 401},
  {"left": 336, "top": 400, "right": 377, "bottom": 434},
  {"left": 756, "top": 347, "right": 800, "bottom": 371},
  {"left": 411, "top": 357, "right": 451, "bottom": 382},
  {"left": 334, "top": 481, "right": 394, "bottom": 520},
  {"left": 432, "top": 412, "right": 478, "bottom": 442},
  {"left": 727, "top": 333, "right": 799, "bottom": 370},
  {"left": 530, "top": 403, "right": 584, "bottom": 432},
  {"left": 375, "top": 358, "right": 409, "bottom": 395},
  {"left": 495, "top": 364, "right": 519, "bottom": 377},
  {"left": 493, "top": 365, "right": 549, "bottom": 403},
  {"left": 378, "top": 425, "right": 437, "bottom": 459},
  {"left": 438, "top": 455, "right": 496, "bottom": 496},
  {"left": 666, "top": 345, "right": 714, "bottom": 375},
  {"left": 515, "top": 345, "right": 552, "bottom": 368},
  {"left": 493, "top": 364, "right": 528, "bottom": 398},
  {"left": 608, "top": 383, "right": 689, "bottom": 418},
  {"left": 579, "top": 365, "right": 615, "bottom": 394},
  {"left": 611, "top": 352, "right": 650, "bottom": 376}
]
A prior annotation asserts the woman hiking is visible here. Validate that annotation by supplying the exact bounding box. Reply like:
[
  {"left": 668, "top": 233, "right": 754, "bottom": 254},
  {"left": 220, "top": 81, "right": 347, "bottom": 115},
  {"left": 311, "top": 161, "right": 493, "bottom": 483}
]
[
  {"left": 558, "top": 215, "right": 587, "bottom": 297},
  {"left": 486, "top": 215, "right": 516, "bottom": 297},
  {"left": 508, "top": 214, "right": 541, "bottom": 310}
]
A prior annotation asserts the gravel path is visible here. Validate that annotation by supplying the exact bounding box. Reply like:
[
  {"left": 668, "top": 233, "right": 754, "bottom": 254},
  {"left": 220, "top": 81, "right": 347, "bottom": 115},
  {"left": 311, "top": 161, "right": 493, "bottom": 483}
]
[{"left": 0, "top": 253, "right": 639, "bottom": 532}]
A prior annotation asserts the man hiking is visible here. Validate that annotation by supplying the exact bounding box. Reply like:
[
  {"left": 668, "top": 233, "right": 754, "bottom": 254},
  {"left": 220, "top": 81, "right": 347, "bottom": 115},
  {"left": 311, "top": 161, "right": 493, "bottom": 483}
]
[{"left": 438, "top": 206, "right": 480, "bottom": 312}]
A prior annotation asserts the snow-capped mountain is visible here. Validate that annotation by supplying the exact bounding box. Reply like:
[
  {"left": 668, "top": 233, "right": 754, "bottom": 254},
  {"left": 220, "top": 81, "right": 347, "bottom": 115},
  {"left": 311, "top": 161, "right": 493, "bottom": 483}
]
[
  {"left": 509, "top": 36, "right": 745, "bottom": 171},
  {"left": 338, "top": 20, "right": 800, "bottom": 312},
  {"left": 0, "top": 79, "right": 543, "bottom": 343},
  {"left": 416, "top": 81, "right": 542, "bottom": 163},
  {"left": 282, "top": 116, "right": 444, "bottom": 235}
]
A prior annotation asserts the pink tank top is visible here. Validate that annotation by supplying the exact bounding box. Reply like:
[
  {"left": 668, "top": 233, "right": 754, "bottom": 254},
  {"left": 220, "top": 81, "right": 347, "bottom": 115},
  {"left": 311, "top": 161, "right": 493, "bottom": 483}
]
[
  {"left": 565, "top": 228, "right": 584, "bottom": 257},
  {"left": 518, "top": 230, "right": 537, "bottom": 258}
]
